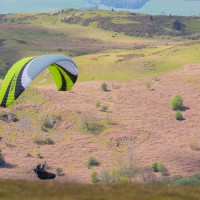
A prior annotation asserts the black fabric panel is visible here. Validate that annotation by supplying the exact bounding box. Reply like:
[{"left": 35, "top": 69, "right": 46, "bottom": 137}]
[
  {"left": 57, "top": 67, "right": 67, "bottom": 91},
  {"left": 0, "top": 75, "right": 15, "bottom": 107},
  {"left": 56, "top": 63, "right": 78, "bottom": 84}
]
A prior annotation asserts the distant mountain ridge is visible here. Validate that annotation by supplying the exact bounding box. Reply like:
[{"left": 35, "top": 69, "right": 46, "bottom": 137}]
[{"left": 100, "top": 0, "right": 150, "bottom": 9}]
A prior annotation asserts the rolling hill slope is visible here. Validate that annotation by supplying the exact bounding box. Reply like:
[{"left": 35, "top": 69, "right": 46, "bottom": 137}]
[{"left": 0, "top": 9, "right": 200, "bottom": 189}]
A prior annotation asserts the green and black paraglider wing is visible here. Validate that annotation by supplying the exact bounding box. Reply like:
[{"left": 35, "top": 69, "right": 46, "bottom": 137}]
[{"left": 0, "top": 54, "right": 78, "bottom": 107}]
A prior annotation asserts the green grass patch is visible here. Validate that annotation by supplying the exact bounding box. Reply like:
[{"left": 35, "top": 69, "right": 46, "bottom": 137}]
[
  {"left": 74, "top": 44, "right": 200, "bottom": 82},
  {"left": 0, "top": 180, "right": 200, "bottom": 200}
]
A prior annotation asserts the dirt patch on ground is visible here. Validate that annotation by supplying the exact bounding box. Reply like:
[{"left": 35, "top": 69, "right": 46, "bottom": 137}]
[{"left": 1, "top": 64, "right": 200, "bottom": 182}]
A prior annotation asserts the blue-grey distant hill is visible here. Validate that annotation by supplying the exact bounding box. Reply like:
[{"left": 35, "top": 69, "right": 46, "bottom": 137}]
[
  {"left": 101, "top": 0, "right": 150, "bottom": 9},
  {"left": 0, "top": 0, "right": 199, "bottom": 16}
]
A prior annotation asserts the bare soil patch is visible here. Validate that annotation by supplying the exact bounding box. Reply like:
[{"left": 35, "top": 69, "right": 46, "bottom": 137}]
[{"left": 1, "top": 64, "right": 200, "bottom": 182}]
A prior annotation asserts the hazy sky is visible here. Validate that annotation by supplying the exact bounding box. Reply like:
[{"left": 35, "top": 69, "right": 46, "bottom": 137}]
[{"left": 0, "top": 0, "right": 87, "bottom": 14}]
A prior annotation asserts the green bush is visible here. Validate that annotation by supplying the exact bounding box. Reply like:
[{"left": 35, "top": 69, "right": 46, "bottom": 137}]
[
  {"left": 87, "top": 157, "right": 99, "bottom": 168},
  {"left": 170, "top": 95, "right": 183, "bottom": 110},
  {"left": 157, "top": 163, "right": 167, "bottom": 175},
  {"left": 101, "top": 82, "right": 108, "bottom": 91},
  {"left": 171, "top": 173, "right": 200, "bottom": 186},
  {"left": 43, "top": 118, "right": 53, "bottom": 129},
  {"left": 100, "top": 168, "right": 124, "bottom": 184},
  {"left": 175, "top": 178, "right": 200, "bottom": 186},
  {"left": 119, "top": 176, "right": 131, "bottom": 184},
  {"left": 150, "top": 162, "right": 166, "bottom": 173},
  {"left": 44, "top": 137, "right": 54, "bottom": 145},
  {"left": 175, "top": 110, "right": 183, "bottom": 120},
  {"left": 91, "top": 171, "right": 99, "bottom": 183},
  {"left": 96, "top": 101, "right": 101, "bottom": 109},
  {"left": 151, "top": 162, "right": 159, "bottom": 172}
]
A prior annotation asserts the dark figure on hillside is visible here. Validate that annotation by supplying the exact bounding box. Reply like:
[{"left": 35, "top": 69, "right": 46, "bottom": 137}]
[{"left": 34, "top": 164, "right": 56, "bottom": 180}]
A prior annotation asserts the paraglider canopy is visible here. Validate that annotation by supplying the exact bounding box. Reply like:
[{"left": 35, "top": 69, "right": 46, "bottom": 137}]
[{"left": 0, "top": 54, "right": 78, "bottom": 107}]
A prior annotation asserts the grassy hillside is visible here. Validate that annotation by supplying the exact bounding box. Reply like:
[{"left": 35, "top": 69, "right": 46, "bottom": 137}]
[
  {"left": 1, "top": 9, "right": 200, "bottom": 199},
  {"left": 0, "top": 180, "right": 200, "bottom": 200},
  {"left": 0, "top": 9, "right": 199, "bottom": 77}
]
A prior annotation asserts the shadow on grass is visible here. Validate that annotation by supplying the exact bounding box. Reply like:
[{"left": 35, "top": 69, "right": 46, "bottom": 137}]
[
  {"left": 0, "top": 163, "right": 17, "bottom": 169},
  {"left": 181, "top": 106, "right": 190, "bottom": 111}
]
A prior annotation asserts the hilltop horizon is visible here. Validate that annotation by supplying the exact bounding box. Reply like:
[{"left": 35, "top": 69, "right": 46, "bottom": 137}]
[{"left": 0, "top": 0, "right": 199, "bottom": 16}]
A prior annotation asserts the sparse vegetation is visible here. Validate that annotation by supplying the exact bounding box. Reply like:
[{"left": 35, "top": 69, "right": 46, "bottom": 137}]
[
  {"left": 100, "top": 105, "right": 109, "bottom": 112},
  {"left": 140, "top": 167, "right": 157, "bottom": 183},
  {"left": 33, "top": 136, "right": 54, "bottom": 145},
  {"left": 87, "top": 157, "right": 99, "bottom": 168},
  {"left": 101, "top": 82, "right": 108, "bottom": 91},
  {"left": 101, "top": 148, "right": 141, "bottom": 184},
  {"left": 170, "top": 95, "right": 184, "bottom": 111},
  {"left": 36, "top": 152, "right": 42, "bottom": 159},
  {"left": 44, "top": 137, "right": 54, "bottom": 145},
  {"left": 173, "top": 173, "right": 200, "bottom": 186},
  {"left": 96, "top": 101, "right": 101, "bottom": 109},
  {"left": 41, "top": 115, "right": 61, "bottom": 132},
  {"left": 175, "top": 110, "right": 183, "bottom": 121},
  {"left": 80, "top": 112, "right": 104, "bottom": 133},
  {"left": 91, "top": 171, "right": 99, "bottom": 183},
  {"left": 33, "top": 135, "right": 45, "bottom": 145},
  {"left": 150, "top": 162, "right": 167, "bottom": 174},
  {"left": 189, "top": 139, "right": 199, "bottom": 151},
  {"left": 145, "top": 82, "right": 154, "bottom": 91},
  {"left": 56, "top": 168, "right": 63, "bottom": 176},
  {"left": 0, "top": 113, "right": 18, "bottom": 123}
]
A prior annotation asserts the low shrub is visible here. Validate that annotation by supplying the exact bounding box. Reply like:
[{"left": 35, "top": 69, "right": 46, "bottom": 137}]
[
  {"left": 118, "top": 176, "right": 131, "bottom": 184},
  {"left": 41, "top": 115, "right": 61, "bottom": 132},
  {"left": 189, "top": 139, "right": 199, "bottom": 151},
  {"left": 33, "top": 135, "right": 45, "bottom": 145},
  {"left": 87, "top": 157, "right": 99, "bottom": 168},
  {"left": 145, "top": 82, "right": 154, "bottom": 91},
  {"left": 175, "top": 177, "right": 200, "bottom": 186},
  {"left": 56, "top": 168, "right": 63, "bottom": 176},
  {"left": 91, "top": 171, "right": 99, "bottom": 183},
  {"left": 44, "top": 137, "right": 54, "bottom": 145},
  {"left": 100, "top": 105, "right": 109, "bottom": 112},
  {"left": 101, "top": 82, "right": 108, "bottom": 91},
  {"left": 170, "top": 95, "right": 184, "bottom": 110},
  {"left": 150, "top": 162, "right": 166, "bottom": 173},
  {"left": 80, "top": 112, "right": 104, "bottom": 133},
  {"left": 96, "top": 101, "right": 101, "bottom": 109},
  {"left": 0, "top": 113, "right": 18, "bottom": 122},
  {"left": 175, "top": 110, "right": 183, "bottom": 121},
  {"left": 100, "top": 168, "right": 124, "bottom": 184},
  {"left": 37, "top": 152, "right": 42, "bottom": 159}
]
